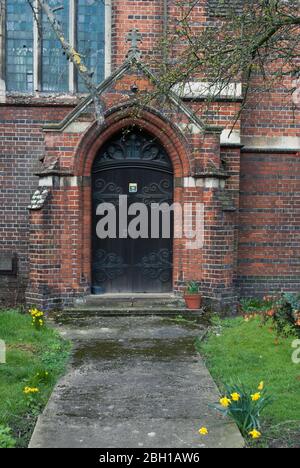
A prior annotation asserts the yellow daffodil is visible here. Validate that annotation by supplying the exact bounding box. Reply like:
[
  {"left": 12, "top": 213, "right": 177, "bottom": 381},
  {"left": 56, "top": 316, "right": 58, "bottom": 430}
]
[
  {"left": 23, "top": 387, "right": 39, "bottom": 395},
  {"left": 29, "top": 308, "right": 44, "bottom": 319},
  {"left": 198, "top": 427, "right": 209, "bottom": 436},
  {"left": 220, "top": 397, "right": 231, "bottom": 408},
  {"left": 258, "top": 381, "right": 264, "bottom": 391},
  {"left": 251, "top": 392, "right": 261, "bottom": 402},
  {"left": 231, "top": 392, "right": 241, "bottom": 402},
  {"left": 249, "top": 429, "right": 262, "bottom": 439}
]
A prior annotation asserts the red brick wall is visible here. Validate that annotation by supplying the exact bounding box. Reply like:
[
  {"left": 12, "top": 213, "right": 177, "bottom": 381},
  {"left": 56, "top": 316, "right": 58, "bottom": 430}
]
[
  {"left": 112, "top": 0, "right": 165, "bottom": 68},
  {"left": 238, "top": 151, "right": 300, "bottom": 296},
  {"left": 242, "top": 77, "right": 300, "bottom": 138},
  {"left": 0, "top": 1, "right": 299, "bottom": 309},
  {"left": 0, "top": 105, "right": 73, "bottom": 306}
]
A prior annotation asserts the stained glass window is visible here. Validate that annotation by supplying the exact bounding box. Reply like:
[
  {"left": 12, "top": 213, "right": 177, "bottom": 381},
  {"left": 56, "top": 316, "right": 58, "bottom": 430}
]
[
  {"left": 41, "top": 0, "right": 69, "bottom": 92},
  {"left": 77, "top": 0, "right": 105, "bottom": 92},
  {"left": 6, "top": 0, "right": 34, "bottom": 92}
]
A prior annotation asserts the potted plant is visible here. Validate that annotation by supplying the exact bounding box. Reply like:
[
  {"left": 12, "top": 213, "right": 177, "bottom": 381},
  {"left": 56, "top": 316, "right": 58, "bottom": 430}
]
[{"left": 184, "top": 281, "right": 202, "bottom": 309}]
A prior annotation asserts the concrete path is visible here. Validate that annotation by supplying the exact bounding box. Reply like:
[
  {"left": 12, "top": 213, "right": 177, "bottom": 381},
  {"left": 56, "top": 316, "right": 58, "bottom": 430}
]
[{"left": 29, "top": 315, "right": 244, "bottom": 448}]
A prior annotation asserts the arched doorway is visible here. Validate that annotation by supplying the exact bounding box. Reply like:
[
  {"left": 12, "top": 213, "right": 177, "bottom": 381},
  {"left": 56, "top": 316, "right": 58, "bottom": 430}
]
[{"left": 91, "top": 128, "right": 174, "bottom": 294}]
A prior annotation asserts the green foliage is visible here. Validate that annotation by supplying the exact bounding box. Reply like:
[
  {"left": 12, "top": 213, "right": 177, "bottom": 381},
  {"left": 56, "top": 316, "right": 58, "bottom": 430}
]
[
  {"left": 23, "top": 389, "right": 43, "bottom": 412},
  {"left": 216, "top": 382, "right": 272, "bottom": 437},
  {"left": 186, "top": 281, "right": 199, "bottom": 295},
  {"left": 271, "top": 293, "right": 300, "bottom": 338},
  {"left": 199, "top": 316, "right": 300, "bottom": 424},
  {"left": 240, "top": 294, "right": 300, "bottom": 338},
  {"left": 0, "top": 309, "right": 71, "bottom": 447},
  {"left": 239, "top": 297, "right": 272, "bottom": 314},
  {"left": 169, "top": 315, "right": 198, "bottom": 325},
  {"left": 31, "top": 369, "right": 51, "bottom": 386},
  {"left": 0, "top": 425, "right": 16, "bottom": 448},
  {"left": 282, "top": 293, "right": 300, "bottom": 312}
]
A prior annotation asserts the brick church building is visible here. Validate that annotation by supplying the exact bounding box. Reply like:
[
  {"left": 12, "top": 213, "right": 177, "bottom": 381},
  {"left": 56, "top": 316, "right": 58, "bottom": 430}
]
[{"left": 0, "top": 1, "right": 299, "bottom": 311}]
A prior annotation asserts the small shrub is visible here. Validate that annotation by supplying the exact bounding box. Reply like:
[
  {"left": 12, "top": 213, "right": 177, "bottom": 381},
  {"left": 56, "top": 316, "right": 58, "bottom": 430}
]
[
  {"left": 239, "top": 297, "right": 273, "bottom": 316},
  {"left": 262, "top": 293, "right": 300, "bottom": 338},
  {"left": 215, "top": 381, "right": 272, "bottom": 439},
  {"left": 0, "top": 425, "right": 16, "bottom": 448},
  {"left": 240, "top": 294, "right": 300, "bottom": 338},
  {"left": 186, "top": 281, "right": 199, "bottom": 294}
]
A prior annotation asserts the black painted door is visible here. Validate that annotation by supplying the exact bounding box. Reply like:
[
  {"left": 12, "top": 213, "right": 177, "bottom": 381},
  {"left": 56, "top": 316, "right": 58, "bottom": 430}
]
[{"left": 92, "top": 130, "right": 173, "bottom": 294}]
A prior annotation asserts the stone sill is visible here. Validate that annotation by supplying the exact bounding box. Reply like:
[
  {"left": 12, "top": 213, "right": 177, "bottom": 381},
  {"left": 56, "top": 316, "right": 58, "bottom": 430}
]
[
  {"left": 0, "top": 93, "right": 88, "bottom": 107},
  {"left": 193, "top": 170, "right": 230, "bottom": 180}
]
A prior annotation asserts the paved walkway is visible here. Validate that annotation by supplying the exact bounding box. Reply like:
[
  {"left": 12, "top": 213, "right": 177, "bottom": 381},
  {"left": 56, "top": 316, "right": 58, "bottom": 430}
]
[{"left": 29, "top": 315, "right": 244, "bottom": 448}]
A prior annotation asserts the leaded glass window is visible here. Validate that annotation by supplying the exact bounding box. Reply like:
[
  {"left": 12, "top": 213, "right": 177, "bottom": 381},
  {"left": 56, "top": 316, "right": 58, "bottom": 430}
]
[
  {"left": 5, "top": 0, "right": 107, "bottom": 94},
  {"left": 42, "top": 0, "right": 69, "bottom": 92},
  {"left": 77, "top": 0, "right": 105, "bottom": 92},
  {"left": 6, "top": 0, "right": 34, "bottom": 92}
]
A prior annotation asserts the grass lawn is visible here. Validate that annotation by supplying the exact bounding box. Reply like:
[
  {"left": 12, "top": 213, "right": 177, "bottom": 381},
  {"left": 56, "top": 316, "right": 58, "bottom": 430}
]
[
  {"left": 199, "top": 316, "right": 300, "bottom": 448},
  {"left": 0, "top": 309, "right": 71, "bottom": 448}
]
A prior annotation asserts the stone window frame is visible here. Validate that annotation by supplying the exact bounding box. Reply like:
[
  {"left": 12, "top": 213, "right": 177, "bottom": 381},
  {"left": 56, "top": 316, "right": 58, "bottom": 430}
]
[{"left": 0, "top": 0, "right": 112, "bottom": 95}]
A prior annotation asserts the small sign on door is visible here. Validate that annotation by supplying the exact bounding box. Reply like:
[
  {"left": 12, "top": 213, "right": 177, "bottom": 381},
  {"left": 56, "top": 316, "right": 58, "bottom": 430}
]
[{"left": 129, "top": 183, "right": 138, "bottom": 193}]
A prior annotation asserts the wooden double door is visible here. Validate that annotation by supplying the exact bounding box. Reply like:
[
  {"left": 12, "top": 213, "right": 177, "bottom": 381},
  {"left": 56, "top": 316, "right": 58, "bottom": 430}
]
[{"left": 92, "top": 129, "right": 174, "bottom": 294}]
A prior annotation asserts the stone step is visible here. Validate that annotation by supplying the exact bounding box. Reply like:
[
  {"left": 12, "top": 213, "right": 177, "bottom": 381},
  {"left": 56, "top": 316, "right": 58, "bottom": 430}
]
[
  {"left": 59, "top": 307, "right": 203, "bottom": 317},
  {"left": 52, "top": 307, "right": 205, "bottom": 322},
  {"left": 53, "top": 294, "right": 207, "bottom": 323},
  {"left": 75, "top": 294, "right": 186, "bottom": 309}
]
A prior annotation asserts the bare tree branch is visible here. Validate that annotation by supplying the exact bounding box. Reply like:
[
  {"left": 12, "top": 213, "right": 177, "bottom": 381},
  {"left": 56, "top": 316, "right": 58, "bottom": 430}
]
[
  {"left": 24, "top": 0, "right": 299, "bottom": 129},
  {"left": 156, "top": 0, "right": 300, "bottom": 110},
  {"left": 28, "top": 0, "right": 105, "bottom": 123}
]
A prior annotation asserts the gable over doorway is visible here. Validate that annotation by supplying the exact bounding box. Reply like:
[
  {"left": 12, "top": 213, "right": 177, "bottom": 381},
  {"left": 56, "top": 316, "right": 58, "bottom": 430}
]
[{"left": 92, "top": 129, "right": 174, "bottom": 294}]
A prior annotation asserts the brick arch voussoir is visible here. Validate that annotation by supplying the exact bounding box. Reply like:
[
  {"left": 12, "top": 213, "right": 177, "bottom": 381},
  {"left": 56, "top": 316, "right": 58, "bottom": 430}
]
[{"left": 74, "top": 110, "right": 191, "bottom": 178}]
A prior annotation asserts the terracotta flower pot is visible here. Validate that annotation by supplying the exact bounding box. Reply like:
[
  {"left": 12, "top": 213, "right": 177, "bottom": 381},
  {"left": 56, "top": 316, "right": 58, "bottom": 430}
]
[{"left": 184, "top": 294, "right": 202, "bottom": 310}]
